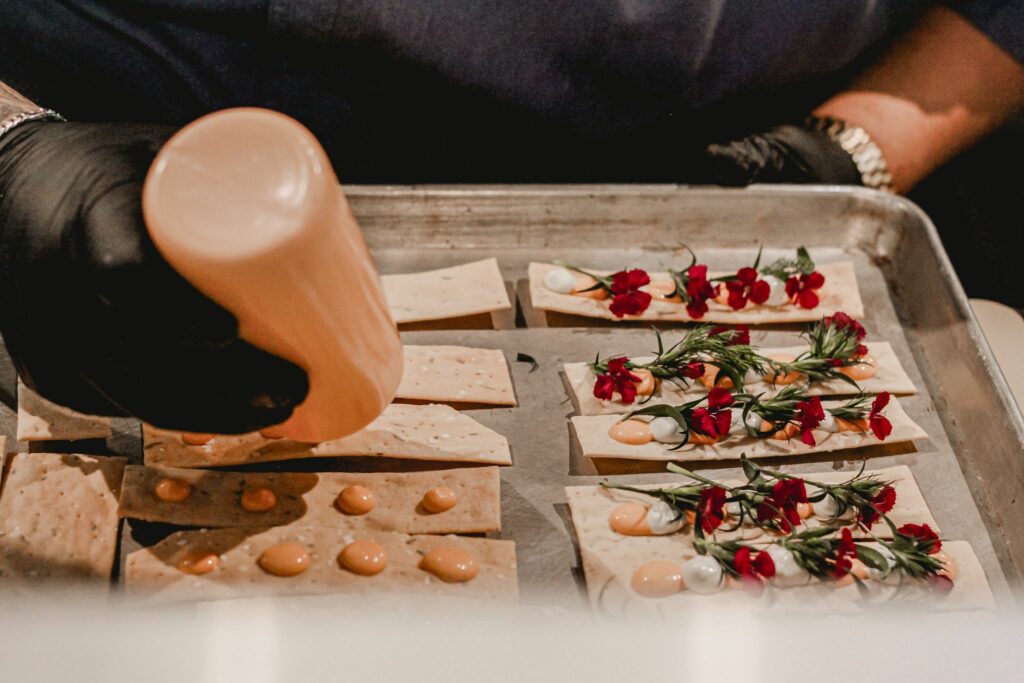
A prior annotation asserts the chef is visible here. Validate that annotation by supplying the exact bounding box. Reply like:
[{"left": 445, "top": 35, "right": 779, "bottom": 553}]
[{"left": 1, "top": 1, "right": 1021, "bottom": 434}]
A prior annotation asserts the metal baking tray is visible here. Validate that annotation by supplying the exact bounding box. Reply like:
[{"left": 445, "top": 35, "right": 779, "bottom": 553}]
[{"left": 2, "top": 184, "right": 1021, "bottom": 608}]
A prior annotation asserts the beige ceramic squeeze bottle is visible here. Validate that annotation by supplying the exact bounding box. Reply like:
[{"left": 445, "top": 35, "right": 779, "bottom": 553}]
[{"left": 142, "top": 108, "right": 403, "bottom": 442}]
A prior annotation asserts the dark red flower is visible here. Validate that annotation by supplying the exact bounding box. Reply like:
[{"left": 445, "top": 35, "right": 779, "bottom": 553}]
[
  {"left": 858, "top": 485, "right": 897, "bottom": 528},
  {"left": 785, "top": 271, "right": 825, "bottom": 309},
  {"left": 856, "top": 344, "right": 869, "bottom": 357},
  {"left": 795, "top": 396, "right": 825, "bottom": 446},
  {"left": 593, "top": 357, "right": 641, "bottom": 404},
  {"left": 690, "top": 389, "right": 734, "bottom": 438},
  {"left": 825, "top": 311, "right": 867, "bottom": 340},
  {"left": 684, "top": 264, "right": 719, "bottom": 319},
  {"left": 681, "top": 361, "right": 706, "bottom": 379},
  {"left": 699, "top": 486, "right": 728, "bottom": 534},
  {"left": 709, "top": 325, "right": 751, "bottom": 346},
  {"left": 734, "top": 546, "right": 776, "bottom": 595},
  {"left": 608, "top": 269, "right": 653, "bottom": 318},
  {"left": 898, "top": 523, "right": 941, "bottom": 555},
  {"left": 868, "top": 392, "right": 892, "bottom": 440},
  {"left": 834, "top": 528, "right": 858, "bottom": 578},
  {"left": 725, "top": 267, "right": 771, "bottom": 310},
  {"left": 757, "top": 478, "right": 808, "bottom": 532}
]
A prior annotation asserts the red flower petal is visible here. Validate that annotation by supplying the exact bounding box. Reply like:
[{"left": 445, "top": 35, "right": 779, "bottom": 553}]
[
  {"left": 682, "top": 362, "right": 706, "bottom": 379},
  {"left": 686, "top": 299, "right": 709, "bottom": 319},
  {"left": 871, "top": 392, "right": 890, "bottom": 414},
  {"left": 699, "top": 487, "right": 728, "bottom": 534},
  {"left": 688, "top": 265, "right": 708, "bottom": 281},
  {"left": 898, "top": 523, "right": 941, "bottom": 554},
  {"left": 753, "top": 550, "right": 776, "bottom": 579},
  {"left": 800, "top": 428, "right": 817, "bottom": 446},
  {"left": 727, "top": 290, "right": 748, "bottom": 310},
  {"left": 593, "top": 375, "right": 615, "bottom": 400},
  {"left": 707, "top": 387, "right": 734, "bottom": 410},
  {"left": 737, "top": 267, "right": 758, "bottom": 285},
  {"left": 733, "top": 325, "right": 751, "bottom": 346},
  {"left": 796, "top": 289, "right": 820, "bottom": 309},
  {"left": 805, "top": 271, "right": 825, "bottom": 289},
  {"left": 749, "top": 279, "right": 771, "bottom": 304},
  {"left": 785, "top": 276, "right": 800, "bottom": 298},
  {"left": 869, "top": 415, "right": 892, "bottom": 440}
]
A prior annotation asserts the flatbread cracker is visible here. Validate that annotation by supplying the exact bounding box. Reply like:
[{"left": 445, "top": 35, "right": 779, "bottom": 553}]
[
  {"left": 565, "top": 341, "right": 916, "bottom": 415},
  {"left": 530, "top": 261, "right": 864, "bottom": 323},
  {"left": 384, "top": 258, "right": 511, "bottom": 324},
  {"left": 119, "top": 465, "right": 501, "bottom": 533},
  {"left": 567, "top": 477, "right": 991, "bottom": 614},
  {"left": 399, "top": 346, "right": 516, "bottom": 406},
  {"left": 144, "top": 403, "right": 512, "bottom": 468},
  {"left": 566, "top": 465, "right": 936, "bottom": 544},
  {"left": 126, "top": 526, "right": 518, "bottom": 603},
  {"left": 16, "top": 381, "right": 112, "bottom": 442},
  {"left": 0, "top": 453, "right": 126, "bottom": 584},
  {"left": 572, "top": 396, "right": 926, "bottom": 461}
]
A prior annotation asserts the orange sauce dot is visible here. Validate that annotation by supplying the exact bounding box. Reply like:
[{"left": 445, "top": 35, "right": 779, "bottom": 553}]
[
  {"left": 934, "top": 551, "right": 959, "bottom": 582},
  {"left": 608, "top": 419, "right": 653, "bottom": 445},
  {"left": 631, "top": 560, "right": 684, "bottom": 598},
  {"left": 836, "top": 417, "right": 868, "bottom": 433},
  {"left": 837, "top": 357, "right": 877, "bottom": 381},
  {"left": 643, "top": 281, "right": 682, "bottom": 303},
  {"left": 258, "top": 543, "right": 310, "bottom": 577},
  {"left": 177, "top": 551, "right": 220, "bottom": 575},
  {"left": 336, "top": 484, "right": 376, "bottom": 515},
  {"left": 631, "top": 368, "right": 657, "bottom": 396},
  {"left": 762, "top": 355, "right": 802, "bottom": 385},
  {"left": 761, "top": 420, "right": 799, "bottom": 441},
  {"left": 338, "top": 539, "right": 388, "bottom": 576},
  {"left": 419, "top": 544, "right": 479, "bottom": 583},
  {"left": 797, "top": 502, "right": 814, "bottom": 519},
  {"left": 181, "top": 432, "right": 215, "bottom": 446},
  {"left": 609, "top": 502, "right": 652, "bottom": 536},
  {"left": 698, "top": 365, "right": 734, "bottom": 390},
  {"left": 421, "top": 486, "right": 458, "bottom": 514},
  {"left": 155, "top": 477, "right": 192, "bottom": 503},
  {"left": 572, "top": 275, "right": 609, "bottom": 300},
  {"left": 688, "top": 431, "right": 721, "bottom": 446},
  {"left": 241, "top": 487, "right": 277, "bottom": 512}
]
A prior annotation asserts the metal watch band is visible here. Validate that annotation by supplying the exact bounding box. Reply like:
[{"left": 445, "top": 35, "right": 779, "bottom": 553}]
[{"left": 805, "top": 116, "right": 894, "bottom": 193}]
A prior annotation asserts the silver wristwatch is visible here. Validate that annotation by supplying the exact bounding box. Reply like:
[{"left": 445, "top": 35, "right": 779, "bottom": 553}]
[
  {"left": 805, "top": 115, "right": 894, "bottom": 193},
  {"left": 0, "top": 82, "right": 64, "bottom": 142}
]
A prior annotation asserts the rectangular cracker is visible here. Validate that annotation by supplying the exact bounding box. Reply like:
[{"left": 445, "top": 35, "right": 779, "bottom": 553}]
[
  {"left": 384, "top": 258, "right": 511, "bottom": 324},
  {"left": 144, "top": 403, "right": 512, "bottom": 468},
  {"left": 399, "top": 345, "right": 516, "bottom": 406},
  {"left": 530, "top": 260, "right": 864, "bottom": 323},
  {"left": 566, "top": 341, "right": 916, "bottom": 416},
  {"left": 0, "top": 453, "right": 126, "bottom": 583},
  {"left": 571, "top": 396, "right": 926, "bottom": 461},
  {"left": 566, "top": 465, "right": 937, "bottom": 544},
  {"left": 126, "top": 526, "right": 518, "bottom": 603},
  {"left": 119, "top": 465, "right": 501, "bottom": 534},
  {"left": 570, "top": 525, "right": 992, "bottom": 616},
  {"left": 16, "top": 381, "right": 112, "bottom": 442}
]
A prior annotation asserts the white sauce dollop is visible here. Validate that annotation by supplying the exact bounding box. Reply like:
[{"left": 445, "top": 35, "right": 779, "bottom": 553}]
[
  {"left": 650, "top": 416, "right": 685, "bottom": 444},
  {"left": 766, "top": 545, "right": 811, "bottom": 588},
  {"left": 544, "top": 268, "right": 577, "bottom": 294},
  {"left": 728, "top": 407, "right": 760, "bottom": 437},
  {"left": 812, "top": 493, "right": 856, "bottom": 521},
  {"left": 682, "top": 555, "right": 723, "bottom": 594},
  {"left": 761, "top": 274, "right": 790, "bottom": 307},
  {"left": 817, "top": 412, "right": 838, "bottom": 433},
  {"left": 646, "top": 500, "right": 685, "bottom": 535},
  {"left": 867, "top": 546, "right": 901, "bottom": 584}
]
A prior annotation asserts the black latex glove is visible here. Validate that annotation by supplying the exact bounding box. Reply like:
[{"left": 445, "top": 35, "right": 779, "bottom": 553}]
[
  {"left": 701, "top": 124, "right": 862, "bottom": 187},
  {"left": 0, "top": 121, "right": 309, "bottom": 433}
]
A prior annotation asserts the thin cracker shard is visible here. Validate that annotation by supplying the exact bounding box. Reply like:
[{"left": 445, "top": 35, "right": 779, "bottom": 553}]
[
  {"left": 126, "top": 526, "right": 519, "bottom": 603},
  {"left": 383, "top": 258, "right": 511, "bottom": 324},
  {"left": 0, "top": 453, "right": 126, "bottom": 584},
  {"left": 16, "top": 381, "right": 112, "bottom": 442},
  {"left": 119, "top": 465, "right": 502, "bottom": 534},
  {"left": 399, "top": 345, "right": 516, "bottom": 406},
  {"left": 530, "top": 261, "right": 864, "bottom": 324},
  {"left": 572, "top": 396, "right": 925, "bottom": 461},
  {"left": 144, "top": 403, "right": 512, "bottom": 468},
  {"left": 565, "top": 341, "right": 917, "bottom": 416}
]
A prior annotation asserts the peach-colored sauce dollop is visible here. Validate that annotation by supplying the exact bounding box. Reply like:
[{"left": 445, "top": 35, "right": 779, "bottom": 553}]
[
  {"left": 934, "top": 551, "right": 959, "bottom": 582},
  {"left": 241, "top": 487, "right": 277, "bottom": 512},
  {"left": 336, "top": 484, "right": 376, "bottom": 515},
  {"left": 643, "top": 281, "right": 682, "bottom": 302},
  {"left": 572, "top": 275, "right": 609, "bottom": 300},
  {"left": 836, "top": 417, "right": 868, "bottom": 433},
  {"left": 608, "top": 419, "right": 653, "bottom": 445},
  {"left": 338, "top": 540, "right": 388, "bottom": 576},
  {"left": 258, "top": 543, "right": 311, "bottom": 577},
  {"left": 421, "top": 487, "right": 458, "bottom": 514},
  {"left": 797, "top": 502, "right": 814, "bottom": 519},
  {"left": 630, "top": 369, "right": 657, "bottom": 397},
  {"left": 177, "top": 551, "right": 220, "bottom": 575},
  {"left": 838, "top": 357, "right": 878, "bottom": 381},
  {"left": 181, "top": 433, "right": 215, "bottom": 446},
  {"left": 419, "top": 544, "right": 479, "bottom": 583},
  {"left": 155, "top": 477, "right": 192, "bottom": 503},
  {"left": 631, "top": 560, "right": 685, "bottom": 598},
  {"left": 761, "top": 420, "right": 800, "bottom": 441},
  {"left": 762, "top": 355, "right": 802, "bottom": 385},
  {"left": 609, "top": 502, "right": 652, "bottom": 536},
  {"left": 698, "top": 365, "right": 734, "bottom": 390}
]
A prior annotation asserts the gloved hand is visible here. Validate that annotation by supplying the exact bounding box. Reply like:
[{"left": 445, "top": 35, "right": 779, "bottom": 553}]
[
  {"left": 701, "top": 124, "right": 862, "bottom": 187},
  {"left": 0, "top": 121, "right": 309, "bottom": 434}
]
